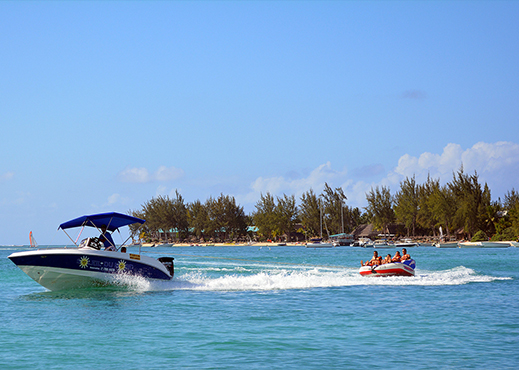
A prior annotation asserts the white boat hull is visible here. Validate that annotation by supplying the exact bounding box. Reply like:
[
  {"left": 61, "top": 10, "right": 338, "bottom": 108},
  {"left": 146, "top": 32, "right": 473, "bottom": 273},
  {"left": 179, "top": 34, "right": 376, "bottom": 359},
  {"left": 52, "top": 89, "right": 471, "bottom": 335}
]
[
  {"left": 306, "top": 243, "right": 334, "bottom": 248},
  {"left": 16, "top": 265, "right": 123, "bottom": 291},
  {"left": 373, "top": 243, "right": 394, "bottom": 249},
  {"left": 394, "top": 242, "right": 419, "bottom": 248},
  {"left": 9, "top": 248, "right": 173, "bottom": 291},
  {"left": 458, "top": 241, "right": 512, "bottom": 248},
  {"left": 435, "top": 242, "right": 459, "bottom": 248}
]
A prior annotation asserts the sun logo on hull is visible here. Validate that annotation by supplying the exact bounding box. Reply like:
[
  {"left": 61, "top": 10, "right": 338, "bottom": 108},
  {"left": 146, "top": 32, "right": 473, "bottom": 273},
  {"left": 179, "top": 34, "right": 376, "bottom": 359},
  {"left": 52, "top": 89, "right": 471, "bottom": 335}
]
[
  {"left": 117, "top": 260, "right": 126, "bottom": 272},
  {"left": 79, "top": 256, "right": 89, "bottom": 269}
]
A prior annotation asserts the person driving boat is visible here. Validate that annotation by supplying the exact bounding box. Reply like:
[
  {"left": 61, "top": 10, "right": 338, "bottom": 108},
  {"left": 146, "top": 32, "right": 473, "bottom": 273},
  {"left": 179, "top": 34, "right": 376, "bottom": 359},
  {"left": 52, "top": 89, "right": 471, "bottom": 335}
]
[{"left": 99, "top": 225, "right": 116, "bottom": 251}]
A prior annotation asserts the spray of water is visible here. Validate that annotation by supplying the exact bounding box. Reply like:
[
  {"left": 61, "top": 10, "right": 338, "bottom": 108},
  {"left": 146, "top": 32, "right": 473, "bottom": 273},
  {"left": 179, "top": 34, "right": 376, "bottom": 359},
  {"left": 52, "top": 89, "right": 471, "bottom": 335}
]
[{"left": 113, "top": 263, "right": 510, "bottom": 293}]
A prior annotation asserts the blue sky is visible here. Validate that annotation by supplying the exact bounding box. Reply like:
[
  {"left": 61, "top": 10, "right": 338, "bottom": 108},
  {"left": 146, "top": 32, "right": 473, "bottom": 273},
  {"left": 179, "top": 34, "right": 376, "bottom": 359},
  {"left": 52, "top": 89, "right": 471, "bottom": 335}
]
[{"left": 1, "top": 1, "right": 518, "bottom": 245}]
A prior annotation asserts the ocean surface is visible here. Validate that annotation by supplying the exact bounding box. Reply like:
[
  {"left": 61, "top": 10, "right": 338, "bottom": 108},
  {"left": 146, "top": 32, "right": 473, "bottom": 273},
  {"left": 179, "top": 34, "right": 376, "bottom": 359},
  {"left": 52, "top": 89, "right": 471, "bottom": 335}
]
[{"left": 1, "top": 245, "right": 518, "bottom": 369}]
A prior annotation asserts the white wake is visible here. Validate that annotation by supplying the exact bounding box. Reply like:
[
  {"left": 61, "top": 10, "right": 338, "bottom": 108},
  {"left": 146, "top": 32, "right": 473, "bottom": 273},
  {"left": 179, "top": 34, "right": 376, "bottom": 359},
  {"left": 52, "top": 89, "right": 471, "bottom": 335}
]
[{"left": 114, "top": 264, "right": 510, "bottom": 292}]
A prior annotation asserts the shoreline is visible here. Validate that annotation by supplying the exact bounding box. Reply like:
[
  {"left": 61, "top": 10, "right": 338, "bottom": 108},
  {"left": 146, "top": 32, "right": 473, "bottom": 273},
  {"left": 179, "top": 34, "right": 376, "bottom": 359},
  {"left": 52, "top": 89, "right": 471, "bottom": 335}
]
[{"left": 141, "top": 242, "right": 307, "bottom": 247}]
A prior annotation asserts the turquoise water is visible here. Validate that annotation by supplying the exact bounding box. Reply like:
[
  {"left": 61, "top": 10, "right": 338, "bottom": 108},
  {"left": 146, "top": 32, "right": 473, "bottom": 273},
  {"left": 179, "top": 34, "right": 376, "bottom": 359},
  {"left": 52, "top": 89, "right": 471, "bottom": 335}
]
[{"left": 1, "top": 245, "right": 518, "bottom": 369}]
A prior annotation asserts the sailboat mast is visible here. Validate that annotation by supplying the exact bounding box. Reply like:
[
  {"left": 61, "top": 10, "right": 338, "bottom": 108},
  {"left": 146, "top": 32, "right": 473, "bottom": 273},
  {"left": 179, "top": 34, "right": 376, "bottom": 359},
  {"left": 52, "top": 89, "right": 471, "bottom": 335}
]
[
  {"left": 341, "top": 202, "right": 344, "bottom": 234},
  {"left": 320, "top": 199, "right": 323, "bottom": 239}
]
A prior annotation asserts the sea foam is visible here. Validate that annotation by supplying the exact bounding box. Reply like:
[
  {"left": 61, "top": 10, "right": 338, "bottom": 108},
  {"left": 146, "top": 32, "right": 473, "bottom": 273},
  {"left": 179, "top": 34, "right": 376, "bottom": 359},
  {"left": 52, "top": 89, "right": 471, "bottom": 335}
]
[{"left": 123, "top": 264, "right": 510, "bottom": 292}]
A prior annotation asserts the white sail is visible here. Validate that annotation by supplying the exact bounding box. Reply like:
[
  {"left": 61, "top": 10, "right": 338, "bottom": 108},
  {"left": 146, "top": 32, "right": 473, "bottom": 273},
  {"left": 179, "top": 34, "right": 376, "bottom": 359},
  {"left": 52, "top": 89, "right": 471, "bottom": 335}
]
[{"left": 29, "top": 231, "right": 38, "bottom": 248}]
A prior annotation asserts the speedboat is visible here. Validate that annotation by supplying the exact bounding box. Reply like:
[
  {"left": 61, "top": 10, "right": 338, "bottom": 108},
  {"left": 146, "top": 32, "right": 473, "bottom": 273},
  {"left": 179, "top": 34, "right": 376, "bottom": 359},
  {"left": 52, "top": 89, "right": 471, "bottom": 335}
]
[
  {"left": 8, "top": 212, "right": 174, "bottom": 291},
  {"left": 357, "top": 238, "right": 374, "bottom": 248},
  {"left": 394, "top": 239, "right": 419, "bottom": 248},
  {"left": 434, "top": 242, "right": 458, "bottom": 248},
  {"left": 305, "top": 238, "right": 334, "bottom": 248},
  {"left": 373, "top": 239, "right": 394, "bottom": 249},
  {"left": 458, "top": 241, "right": 511, "bottom": 248},
  {"left": 330, "top": 233, "right": 354, "bottom": 246},
  {"left": 359, "top": 259, "right": 416, "bottom": 277}
]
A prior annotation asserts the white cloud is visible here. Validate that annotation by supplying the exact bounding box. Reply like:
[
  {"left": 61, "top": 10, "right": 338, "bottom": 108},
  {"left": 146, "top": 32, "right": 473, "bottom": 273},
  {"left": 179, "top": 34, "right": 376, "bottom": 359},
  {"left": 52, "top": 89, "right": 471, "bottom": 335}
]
[
  {"left": 393, "top": 143, "right": 464, "bottom": 182},
  {"left": 391, "top": 141, "right": 519, "bottom": 184},
  {"left": 247, "top": 162, "right": 347, "bottom": 201},
  {"left": 118, "top": 166, "right": 184, "bottom": 183},
  {"left": 90, "top": 193, "right": 132, "bottom": 210},
  {"left": 114, "top": 142, "right": 519, "bottom": 213},
  {"left": 345, "top": 180, "right": 373, "bottom": 207},
  {"left": 0, "top": 172, "right": 14, "bottom": 182},
  {"left": 240, "top": 141, "right": 519, "bottom": 210},
  {"left": 155, "top": 166, "right": 185, "bottom": 181},
  {"left": 3, "top": 190, "right": 30, "bottom": 205},
  {"left": 107, "top": 193, "right": 121, "bottom": 205},
  {"left": 461, "top": 141, "right": 519, "bottom": 173},
  {"left": 150, "top": 185, "right": 184, "bottom": 199},
  {"left": 118, "top": 167, "right": 150, "bottom": 183},
  {"left": 238, "top": 162, "right": 352, "bottom": 209}
]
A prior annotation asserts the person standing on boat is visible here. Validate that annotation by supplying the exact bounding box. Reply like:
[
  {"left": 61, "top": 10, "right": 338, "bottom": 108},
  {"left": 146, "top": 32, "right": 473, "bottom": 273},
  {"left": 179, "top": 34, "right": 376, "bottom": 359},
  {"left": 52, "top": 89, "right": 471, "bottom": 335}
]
[{"left": 99, "top": 225, "right": 116, "bottom": 251}]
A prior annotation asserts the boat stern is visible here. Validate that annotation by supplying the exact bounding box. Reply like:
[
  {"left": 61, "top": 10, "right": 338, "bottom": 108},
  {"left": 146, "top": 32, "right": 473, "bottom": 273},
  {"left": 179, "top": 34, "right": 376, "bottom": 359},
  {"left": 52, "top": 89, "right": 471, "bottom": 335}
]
[{"left": 158, "top": 257, "right": 174, "bottom": 278}]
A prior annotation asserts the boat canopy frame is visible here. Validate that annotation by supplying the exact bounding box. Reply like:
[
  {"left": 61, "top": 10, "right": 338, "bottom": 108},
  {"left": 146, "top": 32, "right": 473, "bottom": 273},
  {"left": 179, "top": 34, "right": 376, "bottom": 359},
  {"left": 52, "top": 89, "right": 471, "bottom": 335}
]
[{"left": 58, "top": 212, "right": 145, "bottom": 250}]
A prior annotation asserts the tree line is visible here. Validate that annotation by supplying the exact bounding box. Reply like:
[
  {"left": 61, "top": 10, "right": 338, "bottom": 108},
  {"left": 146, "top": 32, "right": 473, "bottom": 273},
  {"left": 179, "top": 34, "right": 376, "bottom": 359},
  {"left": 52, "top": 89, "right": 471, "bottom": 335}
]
[
  {"left": 129, "top": 168, "right": 519, "bottom": 243},
  {"left": 368, "top": 167, "right": 519, "bottom": 241},
  {"left": 129, "top": 191, "right": 249, "bottom": 243}
]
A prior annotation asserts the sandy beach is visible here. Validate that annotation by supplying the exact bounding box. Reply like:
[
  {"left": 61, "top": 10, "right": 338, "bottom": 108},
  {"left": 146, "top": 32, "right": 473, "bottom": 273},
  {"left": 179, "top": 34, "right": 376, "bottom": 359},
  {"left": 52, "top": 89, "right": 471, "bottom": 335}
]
[{"left": 142, "top": 242, "right": 306, "bottom": 247}]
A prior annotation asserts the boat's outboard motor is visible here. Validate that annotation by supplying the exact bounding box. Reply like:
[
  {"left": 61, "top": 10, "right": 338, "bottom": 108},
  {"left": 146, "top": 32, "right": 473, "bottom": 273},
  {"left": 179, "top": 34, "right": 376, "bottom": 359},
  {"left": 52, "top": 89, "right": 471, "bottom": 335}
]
[{"left": 158, "top": 257, "right": 174, "bottom": 278}]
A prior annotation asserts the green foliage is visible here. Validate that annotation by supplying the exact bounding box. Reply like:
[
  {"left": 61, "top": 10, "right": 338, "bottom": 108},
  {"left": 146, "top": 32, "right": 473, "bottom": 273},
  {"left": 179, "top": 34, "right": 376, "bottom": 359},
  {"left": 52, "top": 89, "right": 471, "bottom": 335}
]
[
  {"left": 417, "top": 176, "right": 442, "bottom": 235},
  {"left": 299, "top": 189, "right": 321, "bottom": 238},
  {"left": 449, "top": 167, "right": 490, "bottom": 239},
  {"left": 275, "top": 194, "right": 299, "bottom": 241},
  {"left": 134, "top": 192, "right": 247, "bottom": 243},
  {"left": 490, "top": 227, "right": 515, "bottom": 241},
  {"left": 429, "top": 181, "right": 456, "bottom": 237},
  {"left": 394, "top": 176, "right": 419, "bottom": 236},
  {"left": 140, "top": 192, "right": 189, "bottom": 241},
  {"left": 322, "top": 183, "right": 350, "bottom": 235},
  {"left": 252, "top": 193, "right": 299, "bottom": 241},
  {"left": 205, "top": 194, "right": 247, "bottom": 241},
  {"left": 504, "top": 189, "right": 519, "bottom": 238},
  {"left": 253, "top": 193, "right": 277, "bottom": 240},
  {"left": 349, "top": 206, "right": 368, "bottom": 227},
  {"left": 187, "top": 199, "right": 209, "bottom": 239},
  {"left": 130, "top": 171, "right": 517, "bottom": 243},
  {"left": 471, "top": 230, "right": 488, "bottom": 242},
  {"left": 365, "top": 185, "right": 395, "bottom": 234},
  {"left": 128, "top": 209, "right": 145, "bottom": 241}
]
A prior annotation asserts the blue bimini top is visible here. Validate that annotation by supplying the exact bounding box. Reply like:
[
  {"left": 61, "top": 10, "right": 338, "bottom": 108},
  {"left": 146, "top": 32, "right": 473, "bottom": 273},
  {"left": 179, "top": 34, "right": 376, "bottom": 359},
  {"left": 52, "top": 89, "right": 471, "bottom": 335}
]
[{"left": 58, "top": 212, "right": 145, "bottom": 232}]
